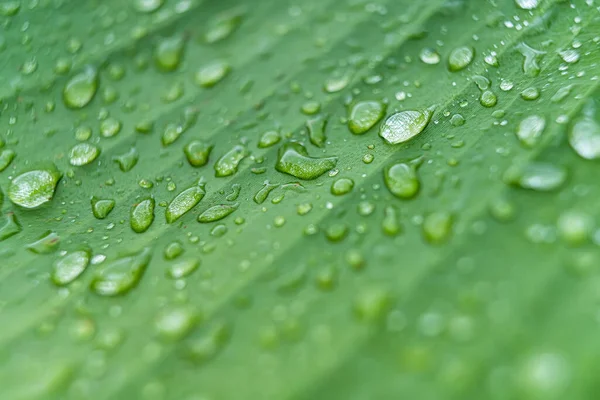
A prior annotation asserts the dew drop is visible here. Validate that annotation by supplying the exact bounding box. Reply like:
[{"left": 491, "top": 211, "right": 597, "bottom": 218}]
[
  {"left": 63, "top": 66, "right": 99, "bottom": 109},
  {"left": 166, "top": 181, "right": 206, "bottom": 223},
  {"left": 52, "top": 249, "right": 91, "bottom": 286},
  {"left": 379, "top": 107, "right": 434, "bottom": 145},
  {"left": 69, "top": 143, "right": 100, "bottom": 166},
  {"left": 131, "top": 198, "right": 155, "bottom": 233},
  {"left": 348, "top": 101, "right": 386, "bottom": 135},
  {"left": 90, "top": 248, "right": 152, "bottom": 296},
  {"left": 8, "top": 164, "right": 62, "bottom": 209},
  {"left": 275, "top": 142, "right": 337, "bottom": 180},
  {"left": 198, "top": 203, "right": 239, "bottom": 223}
]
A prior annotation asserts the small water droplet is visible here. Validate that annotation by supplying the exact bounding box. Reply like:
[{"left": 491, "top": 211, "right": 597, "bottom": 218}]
[
  {"left": 155, "top": 306, "right": 199, "bottom": 341},
  {"left": 448, "top": 46, "right": 474, "bottom": 72},
  {"left": 113, "top": 148, "right": 139, "bottom": 172},
  {"left": 166, "top": 259, "right": 200, "bottom": 279},
  {"left": 348, "top": 101, "right": 386, "bottom": 135},
  {"left": 52, "top": 249, "right": 91, "bottom": 286},
  {"left": 198, "top": 203, "right": 239, "bottom": 223},
  {"left": 26, "top": 231, "right": 60, "bottom": 254},
  {"left": 306, "top": 115, "right": 328, "bottom": 147},
  {"left": 214, "top": 145, "right": 247, "bottom": 177},
  {"left": 195, "top": 61, "right": 230, "bottom": 87},
  {"left": 504, "top": 162, "right": 567, "bottom": 191},
  {"left": 90, "top": 248, "right": 152, "bottom": 296},
  {"left": 131, "top": 198, "right": 155, "bottom": 233},
  {"left": 154, "top": 35, "right": 186, "bottom": 72},
  {"left": 422, "top": 211, "right": 453, "bottom": 244},
  {"left": 253, "top": 181, "right": 279, "bottom": 204},
  {"left": 516, "top": 115, "right": 546, "bottom": 148},
  {"left": 91, "top": 197, "right": 115, "bottom": 219},
  {"left": 331, "top": 178, "right": 354, "bottom": 196},
  {"left": 419, "top": 48, "right": 441, "bottom": 65},
  {"left": 379, "top": 107, "right": 434, "bottom": 145},
  {"left": 166, "top": 181, "right": 206, "bottom": 223},
  {"left": 568, "top": 101, "right": 600, "bottom": 160},
  {"left": 69, "top": 143, "right": 100, "bottom": 166},
  {"left": 275, "top": 142, "right": 337, "bottom": 180},
  {"left": 63, "top": 66, "right": 99, "bottom": 109},
  {"left": 383, "top": 157, "right": 423, "bottom": 199}
]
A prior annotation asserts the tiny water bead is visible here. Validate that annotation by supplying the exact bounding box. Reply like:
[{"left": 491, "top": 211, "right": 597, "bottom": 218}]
[
  {"left": 8, "top": 164, "right": 62, "bottom": 209},
  {"left": 90, "top": 248, "right": 152, "bottom": 296},
  {"left": 166, "top": 181, "right": 206, "bottom": 223},
  {"left": 198, "top": 203, "right": 239, "bottom": 223},
  {"left": 384, "top": 157, "right": 423, "bottom": 199},
  {"left": 51, "top": 250, "right": 91, "bottom": 286},
  {"left": 516, "top": 115, "right": 546, "bottom": 148},
  {"left": 69, "top": 143, "right": 100, "bottom": 166},
  {"left": 131, "top": 198, "right": 155, "bottom": 233},
  {"left": 379, "top": 107, "right": 434, "bottom": 145},
  {"left": 331, "top": 178, "right": 354, "bottom": 196},
  {"left": 195, "top": 61, "right": 230, "bottom": 88},
  {"left": 275, "top": 142, "right": 337, "bottom": 180},
  {"left": 63, "top": 66, "right": 99, "bottom": 109},
  {"left": 448, "top": 46, "right": 474, "bottom": 72},
  {"left": 348, "top": 101, "right": 386, "bottom": 135}
]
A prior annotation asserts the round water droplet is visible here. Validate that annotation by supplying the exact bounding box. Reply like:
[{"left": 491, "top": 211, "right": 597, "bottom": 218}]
[
  {"left": 331, "top": 178, "right": 354, "bottom": 196},
  {"left": 63, "top": 66, "right": 99, "bottom": 109},
  {"left": 131, "top": 198, "right": 155, "bottom": 233},
  {"left": 379, "top": 107, "right": 434, "bottom": 145},
  {"left": 348, "top": 101, "right": 386, "bottom": 135},
  {"left": 384, "top": 157, "right": 423, "bottom": 199},
  {"left": 164, "top": 241, "right": 184, "bottom": 260},
  {"left": 69, "top": 143, "right": 100, "bottom": 166},
  {"left": 448, "top": 46, "right": 474, "bottom": 72},
  {"left": 100, "top": 118, "right": 122, "bottom": 138},
  {"left": 480, "top": 90, "right": 497, "bottom": 108},
  {"left": 521, "top": 87, "right": 540, "bottom": 101},
  {"left": 516, "top": 115, "right": 546, "bottom": 148},
  {"left": 275, "top": 143, "right": 337, "bottom": 180},
  {"left": 195, "top": 61, "right": 230, "bottom": 88},
  {"left": 52, "top": 250, "right": 91, "bottom": 286},
  {"left": 91, "top": 197, "right": 115, "bottom": 219},
  {"left": 8, "top": 164, "right": 62, "bottom": 209},
  {"left": 419, "top": 47, "right": 441, "bottom": 65},
  {"left": 155, "top": 307, "right": 199, "bottom": 341},
  {"left": 422, "top": 212, "right": 453, "bottom": 244},
  {"left": 154, "top": 35, "right": 185, "bottom": 72}
]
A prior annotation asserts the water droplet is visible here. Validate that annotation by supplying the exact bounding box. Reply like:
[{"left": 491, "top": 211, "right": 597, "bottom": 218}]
[
  {"left": 195, "top": 61, "right": 230, "bottom": 87},
  {"left": 422, "top": 211, "right": 453, "bottom": 244},
  {"left": 306, "top": 115, "right": 328, "bottom": 148},
  {"left": 204, "top": 9, "right": 244, "bottom": 43},
  {"left": 113, "top": 147, "right": 139, "bottom": 172},
  {"left": 348, "top": 101, "right": 386, "bottom": 135},
  {"left": 480, "top": 91, "right": 497, "bottom": 108},
  {"left": 448, "top": 46, "right": 474, "bottom": 72},
  {"left": 134, "top": 0, "right": 164, "bottom": 13},
  {"left": 100, "top": 118, "right": 122, "bottom": 138},
  {"left": 382, "top": 205, "right": 401, "bottom": 236},
  {"left": 90, "top": 248, "right": 152, "bottom": 296},
  {"left": 379, "top": 107, "right": 434, "bottom": 145},
  {"left": 8, "top": 164, "right": 62, "bottom": 209},
  {"left": 518, "top": 353, "right": 570, "bottom": 398},
  {"left": 26, "top": 231, "right": 60, "bottom": 254},
  {"left": 558, "top": 49, "right": 579, "bottom": 64},
  {"left": 323, "top": 75, "right": 350, "bottom": 93},
  {"left": 131, "top": 198, "right": 155, "bottom": 233},
  {"left": 253, "top": 181, "right": 279, "bottom": 204},
  {"left": 516, "top": 43, "right": 545, "bottom": 77},
  {"left": 63, "top": 66, "right": 99, "bottom": 109},
  {"left": 164, "top": 241, "right": 184, "bottom": 260},
  {"left": 183, "top": 140, "right": 213, "bottom": 167},
  {"left": 166, "top": 259, "right": 200, "bottom": 279},
  {"left": 69, "top": 143, "right": 100, "bottom": 166},
  {"left": 325, "top": 223, "right": 348, "bottom": 242},
  {"left": 155, "top": 307, "right": 199, "bottom": 341},
  {"left": 521, "top": 87, "right": 540, "bottom": 101},
  {"left": 357, "top": 201, "right": 375, "bottom": 216},
  {"left": 557, "top": 210, "right": 594, "bottom": 246},
  {"left": 384, "top": 157, "right": 423, "bottom": 199},
  {"left": 198, "top": 203, "right": 238, "bottom": 223},
  {"left": 52, "top": 249, "right": 91, "bottom": 286},
  {"left": 258, "top": 131, "right": 281, "bottom": 148},
  {"left": 568, "top": 101, "right": 600, "bottom": 160},
  {"left": 450, "top": 114, "right": 465, "bottom": 127},
  {"left": 472, "top": 75, "right": 490, "bottom": 91},
  {"left": 504, "top": 162, "right": 567, "bottom": 191},
  {"left": 91, "top": 197, "right": 115, "bottom": 219},
  {"left": 516, "top": 115, "right": 546, "bottom": 148},
  {"left": 0, "top": 212, "right": 21, "bottom": 241},
  {"left": 489, "top": 197, "right": 516, "bottom": 222},
  {"left": 551, "top": 85, "right": 572, "bottom": 103},
  {"left": 214, "top": 145, "right": 247, "bottom": 177},
  {"left": 275, "top": 142, "right": 337, "bottom": 180},
  {"left": 354, "top": 287, "right": 391, "bottom": 322},
  {"left": 184, "top": 322, "right": 231, "bottom": 364},
  {"left": 301, "top": 101, "right": 321, "bottom": 115},
  {"left": 0, "top": 149, "right": 16, "bottom": 172},
  {"left": 226, "top": 183, "right": 241, "bottom": 201},
  {"left": 166, "top": 181, "right": 206, "bottom": 223},
  {"left": 154, "top": 35, "right": 185, "bottom": 72},
  {"left": 515, "top": 0, "right": 539, "bottom": 10},
  {"left": 0, "top": 1, "right": 20, "bottom": 16},
  {"left": 331, "top": 178, "right": 354, "bottom": 196},
  {"left": 419, "top": 48, "right": 441, "bottom": 65}
]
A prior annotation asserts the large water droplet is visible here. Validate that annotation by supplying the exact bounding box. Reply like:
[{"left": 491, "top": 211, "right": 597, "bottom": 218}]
[
  {"left": 90, "top": 248, "right": 152, "bottom": 296},
  {"left": 51, "top": 249, "right": 91, "bottom": 286},
  {"left": 384, "top": 157, "right": 423, "bottom": 199},
  {"left": 131, "top": 198, "right": 155, "bottom": 233},
  {"left": 214, "top": 145, "right": 247, "bottom": 177},
  {"left": 198, "top": 203, "right": 238, "bottom": 223},
  {"left": 516, "top": 115, "right": 546, "bottom": 148},
  {"left": 63, "top": 66, "right": 99, "bottom": 109},
  {"left": 448, "top": 46, "right": 474, "bottom": 72},
  {"left": 8, "top": 164, "right": 62, "bottom": 209},
  {"left": 348, "top": 101, "right": 386, "bottom": 135},
  {"left": 379, "top": 107, "right": 434, "bottom": 145},
  {"left": 275, "top": 142, "right": 337, "bottom": 180},
  {"left": 166, "top": 181, "right": 206, "bottom": 223}
]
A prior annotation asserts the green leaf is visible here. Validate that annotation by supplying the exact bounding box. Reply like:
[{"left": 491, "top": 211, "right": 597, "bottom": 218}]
[{"left": 0, "top": 0, "right": 599, "bottom": 398}]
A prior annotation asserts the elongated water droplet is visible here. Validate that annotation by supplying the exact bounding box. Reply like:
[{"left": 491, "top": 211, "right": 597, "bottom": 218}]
[
  {"left": 423, "top": 212, "right": 453, "bottom": 244},
  {"left": 419, "top": 48, "right": 440, "bottom": 65},
  {"left": 113, "top": 147, "right": 139, "bottom": 172},
  {"left": 52, "top": 249, "right": 91, "bottom": 286},
  {"left": 131, "top": 198, "right": 155, "bottom": 233},
  {"left": 275, "top": 142, "right": 337, "bottom": 180},
  {"left": 91, "top": 197, "right": 115, "bottom": 219},
  {"left": 164, "top": 241, "right": 184, "bottom": 260},
  {"left": 448, "top": 46, "right": 474, "bottom": 72},
  {"left": 504, "top": 163, "right": 567, "bottom": 191},
  {"left": 0, "top": 149, "right": 15, "bottom": 172},
  {"left": 258, "top": 131, "right": 281, "bottom": 148},
  {"left": 69, "top": 143, "right": 100, "bottom": 166},
  {"left": 384, "top": 157, "right": 423, "bottom": 199},
  {"left": 90, "top": 248, "right": 152, "bottom": 296},
  {"left": 380, "top": 107, "right": 434, "bottom": 145},
  {"left": 8, "top": 164, "right": 62, "bottom": 209},
  {"left": 166, "top": 259, "right": 200, "bottom": 279},
  {"left": 0, "top": 212, "right": 21, "bottom": 241},
  {"left": 382, "top": 205, "right": 401, "bottom": 236},
  {"left": 472, "top": 75, "right": 490, "bottom": 91},
  {"left": 184, "top": 140, "right": 213, "bottom": 167},
  {"left": 254, "top": 181, "right": 279, "bottom": 204},
  {"left": 134, "top": 0, "right": 164, "bottom": 13},
  {"left": 198, "top": 203, "right": 238, "bottom": 223},
  {"left": 166, "top": 182, "right": 206, "bottom": 223},
  {"left": 516, "top": 115, "right": 546, "bottom": 148},
  {"left": 516, "top": 42, "right": 545, "bottom": 77},
  {"left": 155, "top": 306, "right": 199, "bottom": 341},
  {"left": 569, "top": 101, "right": 600, "bottom": 160},
  {"left": 195, "top": 61, "right": 230, "bottom": 88},
  {"left": 154, "top": 35, "right": 185, "bottom": 72},
  {"left": 63, "top": 66, "right": 98, "bottom": 109},
  {"left": 348, "top": 101, "right": 386, "bottom": 135},
  {"left": 306, "top": 115, "right": 328, "bottom": 148},
  {"left": 214, "top": 145, "right": 247, "bottom": 177},
  {"left": 331, "top": 178, "right": 354, "bottom": 196},
  {"left": 26, "top": 231, "right": 60, "bottom": 254},
  {"left": 226, "top": 183, "right": 241, "bottom": 201},
  {"left": 205, "top": 9, "right": 243, "bottom": 43}
]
